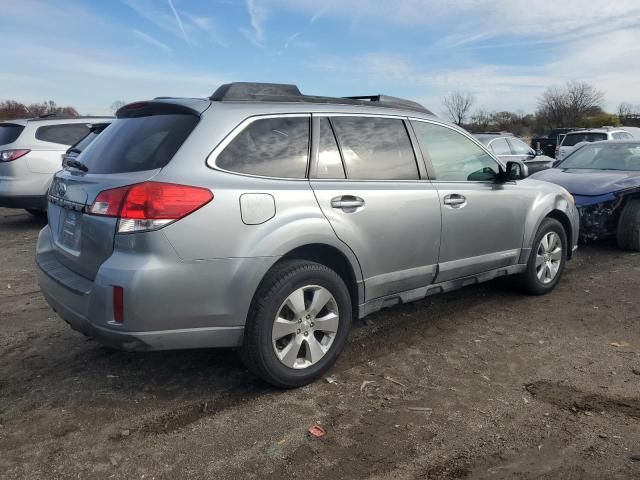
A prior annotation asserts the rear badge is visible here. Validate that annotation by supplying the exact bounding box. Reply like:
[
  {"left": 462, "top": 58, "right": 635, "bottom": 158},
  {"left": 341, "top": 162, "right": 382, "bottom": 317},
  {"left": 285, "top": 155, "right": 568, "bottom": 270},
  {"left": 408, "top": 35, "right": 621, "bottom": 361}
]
[{"left": 57, "top": 182, "right": 67, "bottom": 198}]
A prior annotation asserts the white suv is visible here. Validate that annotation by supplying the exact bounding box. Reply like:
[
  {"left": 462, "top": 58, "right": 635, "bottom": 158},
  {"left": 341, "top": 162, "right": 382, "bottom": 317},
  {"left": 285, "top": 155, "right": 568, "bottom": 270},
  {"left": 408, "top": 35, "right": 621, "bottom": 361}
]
[
  {"left": 556, "top": 128, "right": 634, "bottom": 162},
  {"left": 0, "top": 116, "right": 112, "bottom": 214}
]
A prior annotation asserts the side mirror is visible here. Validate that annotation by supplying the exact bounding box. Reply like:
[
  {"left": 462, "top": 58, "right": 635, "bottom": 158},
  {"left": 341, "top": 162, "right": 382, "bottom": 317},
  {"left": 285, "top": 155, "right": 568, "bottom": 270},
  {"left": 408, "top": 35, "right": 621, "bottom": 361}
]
[
  {"left": 531, "top": 148, "right": 540, "bottom": 157},
  {"left": 505, "top": 161, "right": 528, "bottom": 180}
]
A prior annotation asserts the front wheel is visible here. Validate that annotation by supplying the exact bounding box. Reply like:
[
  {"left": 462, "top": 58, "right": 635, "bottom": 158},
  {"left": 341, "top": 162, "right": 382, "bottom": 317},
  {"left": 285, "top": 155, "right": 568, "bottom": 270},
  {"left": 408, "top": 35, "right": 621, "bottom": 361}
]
[
  {"left": 516, "top": 218, "right": 567, "bottom": 295},
  {"left": 617, "top": 199, "right": 640, "bottom": 251},
  {"left": 240, "top": 260, "right": 352, "bottom": 388}
]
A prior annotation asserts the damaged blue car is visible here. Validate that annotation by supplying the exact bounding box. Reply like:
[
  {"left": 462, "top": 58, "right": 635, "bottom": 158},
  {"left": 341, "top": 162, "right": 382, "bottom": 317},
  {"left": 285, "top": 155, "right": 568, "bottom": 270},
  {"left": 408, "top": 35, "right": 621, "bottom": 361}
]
[{"left": 531, "top": 140, "right": 640, "bottom": 250}]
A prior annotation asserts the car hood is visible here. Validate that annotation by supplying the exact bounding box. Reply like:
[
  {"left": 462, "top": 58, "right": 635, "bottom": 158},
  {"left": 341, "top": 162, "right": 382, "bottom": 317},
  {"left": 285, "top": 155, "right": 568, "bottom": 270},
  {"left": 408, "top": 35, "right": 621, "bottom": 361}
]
[{"left": 530, "top": 168, "right": 640, "bottom": 196}]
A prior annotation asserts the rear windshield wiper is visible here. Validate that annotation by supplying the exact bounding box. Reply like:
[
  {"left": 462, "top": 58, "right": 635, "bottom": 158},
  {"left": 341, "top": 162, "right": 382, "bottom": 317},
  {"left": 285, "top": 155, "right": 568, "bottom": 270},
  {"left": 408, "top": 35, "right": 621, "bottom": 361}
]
[{"left": 64, "top": 158, "right": 89, "bottom": 172}]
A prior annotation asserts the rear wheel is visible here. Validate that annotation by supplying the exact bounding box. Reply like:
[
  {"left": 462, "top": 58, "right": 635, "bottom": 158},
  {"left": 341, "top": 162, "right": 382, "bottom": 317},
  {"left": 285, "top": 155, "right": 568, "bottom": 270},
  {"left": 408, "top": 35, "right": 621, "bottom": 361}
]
[
  {"left": 241, "top": 260, "right": 352, "bottom": 388},
  {"left": 516, "top": 218, "right": 567, "bottom": 295},
  {"left": 616, "top": 199, "right": 640, "bottom": 251}
]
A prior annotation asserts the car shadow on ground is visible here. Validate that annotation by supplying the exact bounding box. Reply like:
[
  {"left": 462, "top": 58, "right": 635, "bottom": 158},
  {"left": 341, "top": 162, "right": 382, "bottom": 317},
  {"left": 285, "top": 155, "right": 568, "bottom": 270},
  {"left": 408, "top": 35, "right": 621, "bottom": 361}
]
[
  {"left": 27, "top": 277, "right": 521, "bottom": 409},
  {"left": 0, "top": 211, "right": 48, "bottom": 230}
]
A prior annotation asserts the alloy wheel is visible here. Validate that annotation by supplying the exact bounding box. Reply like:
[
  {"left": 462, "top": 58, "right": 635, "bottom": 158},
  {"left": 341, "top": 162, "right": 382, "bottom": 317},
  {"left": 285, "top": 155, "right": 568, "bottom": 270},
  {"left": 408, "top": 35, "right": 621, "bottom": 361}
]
[
  {"left": 271, "top": 285, "right": 340, "bottom": 369},
  {"left": 535, "top": 231, "right": 563, "bottom": 284}
]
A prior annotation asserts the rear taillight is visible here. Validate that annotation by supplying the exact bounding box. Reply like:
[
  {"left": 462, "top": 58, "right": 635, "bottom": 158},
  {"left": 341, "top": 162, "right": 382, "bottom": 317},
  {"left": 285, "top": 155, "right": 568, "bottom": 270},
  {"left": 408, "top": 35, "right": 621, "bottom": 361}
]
[
  {"left": 89, "top": 182, "right": 213, "bottom": 233},
  {"left": 0, "top": 149, "right": 30, "bottom": 162}
]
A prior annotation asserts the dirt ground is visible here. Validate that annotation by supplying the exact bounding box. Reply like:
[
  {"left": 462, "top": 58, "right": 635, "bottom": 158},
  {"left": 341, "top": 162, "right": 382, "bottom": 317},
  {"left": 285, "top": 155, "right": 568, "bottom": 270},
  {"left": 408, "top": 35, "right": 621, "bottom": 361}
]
[{"left": 1, "top": 206, "right": 639, "bottom": 479}]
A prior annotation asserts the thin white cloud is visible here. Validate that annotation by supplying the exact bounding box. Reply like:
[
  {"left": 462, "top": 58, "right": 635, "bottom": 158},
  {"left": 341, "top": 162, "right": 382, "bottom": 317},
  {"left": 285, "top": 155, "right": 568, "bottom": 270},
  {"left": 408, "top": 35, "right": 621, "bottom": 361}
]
[
  {"left": 132, "top": 29, "right": 172, "bottom": 54},
  {"left": 123, "top": 0, "right": 225, "bottom": 47},
  {"left": 0, "top": 38, "right": 227, "bottom": 113},
  {"left": 309, "top": 7, "right": 325, "bottom": 24},
  {"left": 185, "top": 13, "right": 227, "bottom": 47},
  {"left": 241, "top": 0, "right": 268, "bottom": 47},
  {"left": 271, "top": 0, "right": 640, "bottom": 47},
  {"left": 307, "top": 25, "right": 640, "bottom": 113},
  {"left": 275, "top": 31, "right": 301, "bottom": 56},
  {"left": 166, "top": 0, "right": 190, "bottom": 44}
]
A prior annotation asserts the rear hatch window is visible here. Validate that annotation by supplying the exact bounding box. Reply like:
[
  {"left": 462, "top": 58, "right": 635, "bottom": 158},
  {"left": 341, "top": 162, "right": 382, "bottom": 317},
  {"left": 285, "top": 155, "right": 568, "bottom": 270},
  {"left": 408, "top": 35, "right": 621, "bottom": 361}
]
[
  {"left": 77, "top": 114, "right": 198, "bottom": 174},
  {"left": 69, "top": 130, "right": 100, "bottom": 154},
  {"left": 0, "top": 124, "right": 25, "bottom": 145},
  {"left": 562, "top": 133, "right": 607, "bottom": 147}
]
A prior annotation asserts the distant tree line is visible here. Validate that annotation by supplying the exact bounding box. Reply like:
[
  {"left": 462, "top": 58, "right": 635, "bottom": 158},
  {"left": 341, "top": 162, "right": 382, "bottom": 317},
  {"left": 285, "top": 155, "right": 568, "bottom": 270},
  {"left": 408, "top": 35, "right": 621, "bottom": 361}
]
[
  {"left": 442, "top": 80, "right": 639, "bottom": 137},
  {"left": 0, "top": 100, "right": 79, "bottom": 121}
]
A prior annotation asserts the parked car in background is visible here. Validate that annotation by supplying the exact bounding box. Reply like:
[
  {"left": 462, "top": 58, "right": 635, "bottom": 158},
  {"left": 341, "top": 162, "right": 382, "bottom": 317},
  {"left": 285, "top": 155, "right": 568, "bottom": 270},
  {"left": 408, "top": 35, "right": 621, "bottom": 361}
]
[
  {"left": 532, "top": 140, "right": 640, "bottom": 250},
  {"left": 0, "top": 115, "right": 113, "bottom": 214},
  {"left": 531, "top": 127, "right": 581, "bottom": 158},
  {"left": 62, "top": 121, "right": 112, "bottom": 167},
  {"left": 37, "top": 82, "right": 578, "bottom": 388},
  {"left": 621, "top": 126, "right": 640, "bottom": 139},
  {"left": 556, "top": 128, "right": 633, "bottom": 162},
  {"left": 474, "top": 132, "right": 554, "bottom": 174}
]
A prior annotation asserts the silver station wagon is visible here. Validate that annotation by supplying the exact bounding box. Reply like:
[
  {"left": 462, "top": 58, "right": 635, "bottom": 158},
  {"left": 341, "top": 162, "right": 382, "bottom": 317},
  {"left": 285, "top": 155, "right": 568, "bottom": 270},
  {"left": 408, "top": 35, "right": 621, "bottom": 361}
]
[{"left": 37, "top": 83, "right": 579, "bottom": 387}]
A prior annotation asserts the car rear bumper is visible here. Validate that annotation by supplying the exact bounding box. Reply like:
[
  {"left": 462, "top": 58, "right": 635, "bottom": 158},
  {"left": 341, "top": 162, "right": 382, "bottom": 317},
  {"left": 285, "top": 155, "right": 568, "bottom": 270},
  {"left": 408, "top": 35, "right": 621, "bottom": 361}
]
[
  {"left": 38, "top": 268, "right": 244, "bottom": 350},
  {"left": 0, "top": 160, "right": 52, "bottom": 209},
  {"left": 36, "top": 225, "right": 276, "bottom": 351}
]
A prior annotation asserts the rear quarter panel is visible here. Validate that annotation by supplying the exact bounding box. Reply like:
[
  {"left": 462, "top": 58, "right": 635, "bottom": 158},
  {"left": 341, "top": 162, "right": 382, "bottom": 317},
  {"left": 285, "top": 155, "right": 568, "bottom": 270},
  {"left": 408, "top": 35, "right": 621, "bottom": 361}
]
[{"left": 154, "top": 104, "right": 363, "bottom": 293}]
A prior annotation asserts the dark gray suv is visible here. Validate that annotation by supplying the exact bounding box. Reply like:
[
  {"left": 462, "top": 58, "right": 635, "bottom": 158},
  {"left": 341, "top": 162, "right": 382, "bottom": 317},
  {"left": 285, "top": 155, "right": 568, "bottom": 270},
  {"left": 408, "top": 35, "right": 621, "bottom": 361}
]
[{"left": 37, "top": 83, "right": 579, "bottom": 387}]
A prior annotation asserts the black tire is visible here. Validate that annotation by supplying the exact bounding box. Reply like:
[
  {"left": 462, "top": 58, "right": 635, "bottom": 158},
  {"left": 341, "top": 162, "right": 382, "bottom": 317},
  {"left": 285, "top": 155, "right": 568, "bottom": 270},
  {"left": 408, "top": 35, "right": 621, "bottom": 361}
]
[
  {"left": 240, "top": 259, "right": 352, "bottom": 388},
  {"left": 26, "top": 209, "right": 46, "bottom": 217},
  {"left": 617, "top": 199, "right": 640, "bottom": 251},
  {"left": 516, "top": 218, "right": 568, "bottom": 295}
]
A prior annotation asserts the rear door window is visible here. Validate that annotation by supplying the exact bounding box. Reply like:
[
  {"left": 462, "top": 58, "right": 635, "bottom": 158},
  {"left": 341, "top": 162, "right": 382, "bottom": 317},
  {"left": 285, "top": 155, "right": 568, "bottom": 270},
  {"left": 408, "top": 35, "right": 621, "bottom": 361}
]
[
  {"left": 35, "top": 124, "right": 90, "bottom": 145},
  {"left": 0, "top": 124, "right": 24, "bottom": 145},
  {"left": 330, "top": 116, "right": 419, "bottom": 180},
  {"left": 216, "top": 116, "right": 309, "bottom": 178},
  {"left": 508, "top": 137, "right": 533, "bottom": 155},
  {"left": 613, "top": 132, "right": 633, "bottom": 140},
  {"left": 489, "top": 138, "right": 511, "bottom": 155},
  {"left": 78, "top": 114, "right": 198, "bottom": 174}
]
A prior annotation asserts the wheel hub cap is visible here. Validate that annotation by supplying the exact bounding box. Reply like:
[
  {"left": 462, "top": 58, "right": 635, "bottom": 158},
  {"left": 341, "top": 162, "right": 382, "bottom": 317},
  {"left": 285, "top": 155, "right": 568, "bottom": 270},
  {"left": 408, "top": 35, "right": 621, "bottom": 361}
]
[
  {"left": 271, "top": 285, "right": 340, "bottom": 369},
  {"left": 535, "top": 232, "right": 562, "bottom": 285}
]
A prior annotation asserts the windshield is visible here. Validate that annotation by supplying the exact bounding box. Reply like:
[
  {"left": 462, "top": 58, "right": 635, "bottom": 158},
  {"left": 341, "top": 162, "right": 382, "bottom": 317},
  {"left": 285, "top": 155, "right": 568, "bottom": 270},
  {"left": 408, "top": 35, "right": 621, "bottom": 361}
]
[
  {"left": 562, "top": 132, "right": 607, "bottom": 147},
  {"left": 0, "top": 124, "right": 25, "bottom": 145},
  {"left": 558, "top": 143, "right": 640, "bottom": 171},
  {"left": 77, "top": 114, "right": 198, "bottom": 174}
]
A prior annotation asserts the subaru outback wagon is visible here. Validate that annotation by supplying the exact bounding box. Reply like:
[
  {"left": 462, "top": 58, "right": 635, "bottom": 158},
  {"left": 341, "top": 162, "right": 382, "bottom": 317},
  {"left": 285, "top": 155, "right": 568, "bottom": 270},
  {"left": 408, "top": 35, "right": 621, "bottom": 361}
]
[{"left": 37, "top": 83, "right": 579, "bottom": 387}]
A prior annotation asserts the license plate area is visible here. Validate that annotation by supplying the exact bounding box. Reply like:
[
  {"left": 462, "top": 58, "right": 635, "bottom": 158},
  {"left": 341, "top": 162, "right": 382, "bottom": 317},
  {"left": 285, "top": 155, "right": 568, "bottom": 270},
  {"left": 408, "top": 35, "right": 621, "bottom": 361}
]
[{"left": 57, "top": 209, "right": 83, "bottom": 255}]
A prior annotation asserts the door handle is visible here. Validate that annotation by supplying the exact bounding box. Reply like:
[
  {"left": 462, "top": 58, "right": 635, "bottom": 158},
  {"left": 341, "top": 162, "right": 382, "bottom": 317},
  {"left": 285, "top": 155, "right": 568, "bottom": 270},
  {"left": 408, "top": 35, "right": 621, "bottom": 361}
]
[
  {"left": 331, "top": 195, "right": 364, "bottom": 211},
  {"left": 443, "top": 194, "right": 467, "bottom": 208}
]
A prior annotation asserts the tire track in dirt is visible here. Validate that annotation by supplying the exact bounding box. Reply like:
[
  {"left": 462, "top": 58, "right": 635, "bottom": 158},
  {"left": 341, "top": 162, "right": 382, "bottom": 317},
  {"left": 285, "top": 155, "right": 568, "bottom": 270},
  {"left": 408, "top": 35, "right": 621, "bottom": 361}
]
[{"left": 526, "top": 380, "right": 640, "bottom": 418}]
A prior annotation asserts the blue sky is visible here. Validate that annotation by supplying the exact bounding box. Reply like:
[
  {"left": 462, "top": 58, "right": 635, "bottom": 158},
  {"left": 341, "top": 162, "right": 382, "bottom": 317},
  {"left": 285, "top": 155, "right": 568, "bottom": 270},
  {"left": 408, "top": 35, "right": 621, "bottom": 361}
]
[{"left": 2, "top": 0, "right": 640, "bottom": 116}]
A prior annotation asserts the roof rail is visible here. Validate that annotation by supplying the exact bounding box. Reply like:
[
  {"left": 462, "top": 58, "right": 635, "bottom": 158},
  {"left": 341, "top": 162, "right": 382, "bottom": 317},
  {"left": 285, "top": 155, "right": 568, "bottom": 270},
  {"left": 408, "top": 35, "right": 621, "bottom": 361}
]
[
  {"left": 27, "top": 115, "right": 114, "bottom": 123},
  {"left": 344, "top": 95, "right": 428, "bottom": 113},
  {"left": 209, "top": 82, "right": 433, "bottom": 114},
  {"left": 473, "top": 131, "right": 513, "bottom": 136}
]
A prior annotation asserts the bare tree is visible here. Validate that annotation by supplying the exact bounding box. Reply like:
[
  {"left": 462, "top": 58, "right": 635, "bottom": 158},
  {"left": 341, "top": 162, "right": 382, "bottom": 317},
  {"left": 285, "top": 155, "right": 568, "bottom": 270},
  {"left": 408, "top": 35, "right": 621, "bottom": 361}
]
[
  {"left": 471, "top": 108, "right": 491, "bottom": 130},
  {"left": 536, "top": 81, "right": 604, "bottom": 128},
  {"left": 617, "top": 102, "right": 634, "bottom": 119},
  {"left": 442, "top": 90, "right": 475, "bottom": 126},
  {"left": 110, "top": 100, "right": 126, "bottom": 113},
  {"left": 0, "top": 100, "right": 30, "bottom": 120},
  {"left": 0, "top": 100, "right": 79, "bottom": 120}
]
